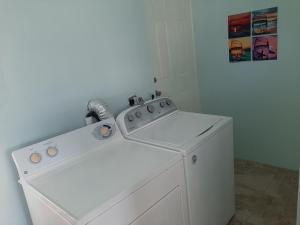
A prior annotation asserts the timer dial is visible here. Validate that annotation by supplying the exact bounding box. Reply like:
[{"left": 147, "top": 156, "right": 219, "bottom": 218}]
[
  {"left": 100, "top": 125, "right": 111, "bottom": 137},
  {"left": 30, "top": 153, "right": 42, "bottom": 164},
  {"left": 47, "top": 147, "right": 58, "bottom": 157},
  {"left": 93, "top": 124, "right": 114, "bottom": 139}
]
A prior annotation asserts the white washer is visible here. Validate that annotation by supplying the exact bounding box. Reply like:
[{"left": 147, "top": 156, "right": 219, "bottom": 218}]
[
  {"left": 12, "top": 118, "right": 189, "bottom": 225},
  {"left": 117, "top": 98, "right": 235, "bottom": 225}
]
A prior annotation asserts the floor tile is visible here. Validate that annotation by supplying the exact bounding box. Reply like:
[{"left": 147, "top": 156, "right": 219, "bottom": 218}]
[{"left": 229, "top": 160, "right": 299, "bottom": 225}]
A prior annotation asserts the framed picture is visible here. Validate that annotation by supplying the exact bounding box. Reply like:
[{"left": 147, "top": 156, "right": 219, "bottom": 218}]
[
  {"left": 252, "top": 35, "right": 278, "bottom": 61},
  {"left": 228, "top": 7, "right": 278, "bottom": 63},
  {"left": 228, "top": 12, "right": 251, "bottom": 38},
  {"left": 252, "top": 7, "right": 278, "bottom": 36},
  {"left": 229, "top": 37, "right": 251, "bottom": 62}
]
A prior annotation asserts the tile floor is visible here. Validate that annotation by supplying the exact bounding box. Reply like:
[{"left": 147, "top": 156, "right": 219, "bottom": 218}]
[{"left": 229, "top": 160, "right": 299, "bottom": 225}]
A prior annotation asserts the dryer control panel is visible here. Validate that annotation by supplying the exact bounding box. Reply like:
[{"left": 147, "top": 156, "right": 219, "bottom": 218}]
[
  {"left": 117, "top": 97, "right": 177, "bottom": 134},
  {"left": 12, "top": 118, "right": 121, "bottom": 178}
]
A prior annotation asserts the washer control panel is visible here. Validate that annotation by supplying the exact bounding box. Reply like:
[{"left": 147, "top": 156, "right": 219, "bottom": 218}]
[{"left": 123, "top": 97, "right": 177, "bottom": 133}]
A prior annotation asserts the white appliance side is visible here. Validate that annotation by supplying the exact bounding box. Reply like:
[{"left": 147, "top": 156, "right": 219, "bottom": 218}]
[
  {"left": 23, "top": 185, "right": 75, "bottom": 225},
  {"left": 184, "top": 121, "right": 235, "bottom": 225}
]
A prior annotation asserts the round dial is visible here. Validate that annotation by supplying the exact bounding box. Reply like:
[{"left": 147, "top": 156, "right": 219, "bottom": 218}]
[
  {"left": 147, "top": 105, "right": 155, "bottom": 113},
  {"left": 30, "top": 153, "right": 42, "bottom": 164},
  {"left": 159, "top": 101, "right": 165, "bottom": 108},
  {"left": 47, "top": 147, "right": 58, "bottom": 157},
  {"left": 100, "top": 125, "right": 111, "bottom": 137},
  {"left": 135, "top": 111, "right": 142, "bottom": 118},
  {"left": 127, "top": 114, "right": 135, "bottom": 122},
  {"left": 166, "top": 99, "right": 172, "bottom": 106},
  {"left": 93, "top": 124, "right": 114, "bottom": 140}
]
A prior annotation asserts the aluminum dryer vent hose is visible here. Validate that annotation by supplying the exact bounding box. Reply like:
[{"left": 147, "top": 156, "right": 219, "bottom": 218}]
[{"left": 87, "top": 98, "right": 113, "bottom": 121}]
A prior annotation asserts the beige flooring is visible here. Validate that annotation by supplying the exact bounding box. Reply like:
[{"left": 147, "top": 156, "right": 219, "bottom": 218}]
[{"left": 229, "top": 160, "right": 299, "bottom": 225}]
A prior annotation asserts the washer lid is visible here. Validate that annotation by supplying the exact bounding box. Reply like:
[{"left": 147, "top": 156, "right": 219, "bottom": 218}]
[
  {"left": 130, "top": 111, "right": 223, "bottom": 149},
  {"left": 28, "top": 140, "right": 180, "bottom": 220}
]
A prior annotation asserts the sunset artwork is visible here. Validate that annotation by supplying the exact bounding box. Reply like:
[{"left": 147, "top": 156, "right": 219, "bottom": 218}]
[
  {"left": 228, "top": 12, "right": 251, "bottom": 38},
  {"left": 228, "top": 7, "right": 278, "bottom": 63}
]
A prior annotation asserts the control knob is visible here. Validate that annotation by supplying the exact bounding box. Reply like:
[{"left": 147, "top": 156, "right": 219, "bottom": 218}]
[
  {"left": 127, "top": 114, "right": 135, "bottom": 122},
  {"left": 30, "top": 152, "right": 42, "bottom": 164},
  {"left": 100, "top": 124, "right": 112, "bottom": 138},
  {"left": 47, "top": 147, "right": 58, "bottom": 157},
  {"left": 159, "top": 101, "right": 165, "bottom": 108},
  {"left": 147, "top": 105, "right": 155, "bottom": 113},
  {"left": 166, "top": 99, "right": 172, "bottom": 106},
  {"left": 135, "top": 111, "right": 142, "bottom": 118}
]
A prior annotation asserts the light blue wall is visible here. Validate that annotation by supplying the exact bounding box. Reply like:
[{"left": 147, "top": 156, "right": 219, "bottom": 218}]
[
  {"left": 0, "top": 1, "right": 154, "bottom": 224},
  {"left": 192, "top": 0, "right": 300, "bottom": 170}
]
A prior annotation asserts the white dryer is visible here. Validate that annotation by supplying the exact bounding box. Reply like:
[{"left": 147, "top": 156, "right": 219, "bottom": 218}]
[
  {"left": 117, "top": 97, "right": 235, "bottom": 225},
  {"left": 12, "top": 118, "right": 189, "bottom": 225}
]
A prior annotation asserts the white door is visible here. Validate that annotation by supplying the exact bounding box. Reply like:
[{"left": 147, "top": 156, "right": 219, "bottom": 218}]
[{"left": 145, "top": 0, "right": 201, "bottom": 112}]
